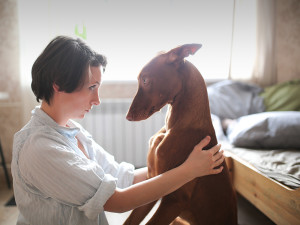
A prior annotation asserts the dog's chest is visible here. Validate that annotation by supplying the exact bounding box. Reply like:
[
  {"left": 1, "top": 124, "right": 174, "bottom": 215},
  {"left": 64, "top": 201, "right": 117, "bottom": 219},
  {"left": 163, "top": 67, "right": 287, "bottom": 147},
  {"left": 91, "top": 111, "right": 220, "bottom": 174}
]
[{"left": 147, "top": 130, "right": 168, "bottom": 177}]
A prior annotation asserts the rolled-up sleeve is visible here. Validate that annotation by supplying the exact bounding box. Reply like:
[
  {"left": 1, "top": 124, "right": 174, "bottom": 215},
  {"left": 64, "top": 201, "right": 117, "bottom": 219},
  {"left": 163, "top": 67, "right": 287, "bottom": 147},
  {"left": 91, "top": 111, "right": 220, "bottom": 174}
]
[
  {"left": 78, "top": 174, "right": 116, "bottom": 219},
  {"left": 18, "top": 133, "right": 117, "bottom": 220}
]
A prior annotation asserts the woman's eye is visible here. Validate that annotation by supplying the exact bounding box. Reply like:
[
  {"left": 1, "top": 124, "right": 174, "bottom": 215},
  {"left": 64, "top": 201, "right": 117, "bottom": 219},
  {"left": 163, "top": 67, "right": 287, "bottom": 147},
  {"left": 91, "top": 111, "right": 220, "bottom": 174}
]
[{"left": 89, "top": 85, "right": 97, "bottom": 90}]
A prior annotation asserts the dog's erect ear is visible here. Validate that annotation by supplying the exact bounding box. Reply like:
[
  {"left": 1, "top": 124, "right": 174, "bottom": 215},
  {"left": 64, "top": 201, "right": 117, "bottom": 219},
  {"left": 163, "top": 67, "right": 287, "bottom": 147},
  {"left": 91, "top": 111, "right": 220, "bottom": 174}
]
[{"left": 167, "top": 44, "right": 202, "bottom": 65}]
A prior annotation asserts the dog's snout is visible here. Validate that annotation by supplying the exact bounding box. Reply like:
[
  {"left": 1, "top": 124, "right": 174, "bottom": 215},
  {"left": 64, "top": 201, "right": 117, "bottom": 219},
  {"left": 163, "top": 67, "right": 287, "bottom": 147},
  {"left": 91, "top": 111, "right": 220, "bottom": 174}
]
[
  {"left": 126, "top": 112, "right": 133, "bottom": 121},
  {"left": 126, "top": 114, "right": 133, "bottom": 121}
]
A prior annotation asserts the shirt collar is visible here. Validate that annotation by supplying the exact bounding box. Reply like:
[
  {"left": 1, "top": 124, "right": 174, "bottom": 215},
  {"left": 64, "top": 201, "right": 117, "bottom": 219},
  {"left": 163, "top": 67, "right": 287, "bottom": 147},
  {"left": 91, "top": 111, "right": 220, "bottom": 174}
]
[{"left": 32, "top": 106, "right": 80, "bottom": 139}]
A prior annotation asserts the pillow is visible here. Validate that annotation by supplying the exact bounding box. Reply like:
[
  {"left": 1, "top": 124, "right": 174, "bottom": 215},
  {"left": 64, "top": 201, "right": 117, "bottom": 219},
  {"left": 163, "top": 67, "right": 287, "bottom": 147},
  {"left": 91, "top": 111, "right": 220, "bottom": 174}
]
[
  {"left": 211, "top": 114, "right": 228, "bottom": 143},
  {"left": 207, "top": 80, "right": 264, "bottom": 120},
  {"left": 227, "top": 111, "right": 300, "bottom": 149},
  {"left": 260, "top": 79, "right": 300, "bottom": 111}
]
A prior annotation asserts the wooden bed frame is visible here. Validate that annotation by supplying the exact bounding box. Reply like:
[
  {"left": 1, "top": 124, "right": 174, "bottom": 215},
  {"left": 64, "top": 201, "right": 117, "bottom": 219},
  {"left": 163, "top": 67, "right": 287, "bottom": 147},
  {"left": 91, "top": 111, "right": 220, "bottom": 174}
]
[{"left": 225, "top": 151, "right": 300, "bottom": 225}]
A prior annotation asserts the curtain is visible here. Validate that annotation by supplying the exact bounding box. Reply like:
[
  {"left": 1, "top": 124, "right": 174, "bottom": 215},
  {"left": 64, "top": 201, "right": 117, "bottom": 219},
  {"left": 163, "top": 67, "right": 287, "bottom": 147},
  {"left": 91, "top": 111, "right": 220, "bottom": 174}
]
[
  {"left": 252, "top": 0, "right": 277, "bottom": 87},
  {"left": 230, "top": 0, "right": 277, "bottom": 87}
]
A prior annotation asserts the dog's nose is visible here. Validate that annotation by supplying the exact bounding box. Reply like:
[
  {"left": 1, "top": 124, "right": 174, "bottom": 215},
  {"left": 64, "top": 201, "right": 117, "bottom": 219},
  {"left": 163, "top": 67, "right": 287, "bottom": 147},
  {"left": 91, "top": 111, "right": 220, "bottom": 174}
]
[{"left": 126, "top": 113, "right": 133, "bottom": 121}]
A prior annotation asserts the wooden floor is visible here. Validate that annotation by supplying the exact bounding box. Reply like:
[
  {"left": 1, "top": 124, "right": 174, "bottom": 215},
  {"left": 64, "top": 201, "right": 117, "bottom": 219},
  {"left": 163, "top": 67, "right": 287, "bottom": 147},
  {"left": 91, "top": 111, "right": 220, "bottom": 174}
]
[
  {"left": 0, "top": 183, "right": 275, "bottom": 225},
  {"left": 0, "top": 184, "right": 18, "bottom": 225}
]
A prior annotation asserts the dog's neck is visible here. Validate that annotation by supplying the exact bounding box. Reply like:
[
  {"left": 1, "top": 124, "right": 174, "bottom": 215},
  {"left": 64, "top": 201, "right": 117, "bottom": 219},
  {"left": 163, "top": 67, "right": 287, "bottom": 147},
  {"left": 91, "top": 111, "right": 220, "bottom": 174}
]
[{"left": 165, "top": 62, "right": 214, "bottom": 134}]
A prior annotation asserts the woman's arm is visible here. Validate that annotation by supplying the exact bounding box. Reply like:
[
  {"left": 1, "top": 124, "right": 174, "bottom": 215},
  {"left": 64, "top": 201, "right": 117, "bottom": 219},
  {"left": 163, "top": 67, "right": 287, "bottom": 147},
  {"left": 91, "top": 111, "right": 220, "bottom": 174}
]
[
  {"left": 104, "top": 136, "right": 224, "bottom": 213},
  {"left": 133, "top": 167, "right": 148, "bottom": 184}
]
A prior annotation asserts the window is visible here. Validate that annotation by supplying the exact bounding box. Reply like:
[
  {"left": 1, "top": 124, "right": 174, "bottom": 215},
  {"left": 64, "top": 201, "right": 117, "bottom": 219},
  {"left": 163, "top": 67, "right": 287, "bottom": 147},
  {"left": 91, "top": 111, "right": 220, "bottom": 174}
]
[{"left": 19, "top": 0, "right": 236, "bottom": 82}]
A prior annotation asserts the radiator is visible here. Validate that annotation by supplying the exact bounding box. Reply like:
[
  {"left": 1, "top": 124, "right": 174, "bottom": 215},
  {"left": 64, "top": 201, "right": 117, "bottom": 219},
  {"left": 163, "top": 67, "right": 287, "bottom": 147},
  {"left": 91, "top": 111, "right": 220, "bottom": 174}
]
[{"left": 79, "top": 99, "right": 167, "bottom": 167}]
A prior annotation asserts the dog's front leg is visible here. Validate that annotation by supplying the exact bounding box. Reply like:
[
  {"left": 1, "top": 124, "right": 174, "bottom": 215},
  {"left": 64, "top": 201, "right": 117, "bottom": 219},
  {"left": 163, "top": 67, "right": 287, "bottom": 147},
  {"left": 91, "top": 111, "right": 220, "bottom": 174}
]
[
  {"left": 146, "top": 194, "right": 184, "bottom": 225},
  {"left": 124, "top": 127, "right": 166, "bottom": 225},
  {"left": 123, "top": 201, "right": 157, "bottom": 225}
]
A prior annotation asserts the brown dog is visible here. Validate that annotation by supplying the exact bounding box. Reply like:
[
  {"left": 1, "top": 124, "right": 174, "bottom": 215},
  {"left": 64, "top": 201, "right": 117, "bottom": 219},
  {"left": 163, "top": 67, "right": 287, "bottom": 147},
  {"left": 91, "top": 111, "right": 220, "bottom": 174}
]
[{"left": 125, "top": 44, "right": 237, "bottom": 225}]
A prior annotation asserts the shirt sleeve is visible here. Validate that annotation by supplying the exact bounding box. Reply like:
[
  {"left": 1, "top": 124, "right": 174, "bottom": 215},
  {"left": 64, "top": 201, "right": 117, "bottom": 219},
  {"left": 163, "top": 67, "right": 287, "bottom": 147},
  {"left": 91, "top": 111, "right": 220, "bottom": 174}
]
[
  {"left": 18, "top": 132, "right": 116, "bottom": 220},
  {"left": 91, "top": 140, "right": 135, "bottom": 189}
]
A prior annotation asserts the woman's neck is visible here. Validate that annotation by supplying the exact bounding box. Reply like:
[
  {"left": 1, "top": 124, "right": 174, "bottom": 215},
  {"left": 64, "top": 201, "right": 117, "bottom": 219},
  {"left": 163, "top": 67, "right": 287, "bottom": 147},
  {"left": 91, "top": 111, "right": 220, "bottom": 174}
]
[{"left": 41, "top": 101, "right": 69, "bottom": 127}]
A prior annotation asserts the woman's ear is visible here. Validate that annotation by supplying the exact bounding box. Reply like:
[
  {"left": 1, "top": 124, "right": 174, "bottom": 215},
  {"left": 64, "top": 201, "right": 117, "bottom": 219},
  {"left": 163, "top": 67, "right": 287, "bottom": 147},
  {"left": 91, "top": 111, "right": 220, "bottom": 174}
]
[{"left": 53, "top": 83, "right": 60, "bottom": 92}]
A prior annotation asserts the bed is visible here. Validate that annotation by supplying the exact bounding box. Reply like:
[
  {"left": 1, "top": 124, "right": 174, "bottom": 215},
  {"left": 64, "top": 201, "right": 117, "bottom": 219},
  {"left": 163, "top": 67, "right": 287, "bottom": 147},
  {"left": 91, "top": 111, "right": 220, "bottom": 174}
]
[
  {"left": 224, "top": 148, "right": 300, "bottom": 225},
  {"left": 208, "top": 80, "right": 300, "bottom": 225}
]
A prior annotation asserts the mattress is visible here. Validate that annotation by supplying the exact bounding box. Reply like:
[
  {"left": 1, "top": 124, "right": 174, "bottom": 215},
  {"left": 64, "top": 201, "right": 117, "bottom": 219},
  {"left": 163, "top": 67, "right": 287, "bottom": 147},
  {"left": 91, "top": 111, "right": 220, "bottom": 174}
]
[{"left": 223, "top": 145, "right": 300, "bottom": 189}]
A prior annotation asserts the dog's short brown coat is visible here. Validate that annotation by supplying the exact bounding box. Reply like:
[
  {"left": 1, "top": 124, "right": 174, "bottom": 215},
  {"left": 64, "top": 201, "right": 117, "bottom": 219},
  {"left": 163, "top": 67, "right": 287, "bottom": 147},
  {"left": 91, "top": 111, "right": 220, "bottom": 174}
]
[{"left": 125, "top": 44, "right": 237, "bottom": 225}]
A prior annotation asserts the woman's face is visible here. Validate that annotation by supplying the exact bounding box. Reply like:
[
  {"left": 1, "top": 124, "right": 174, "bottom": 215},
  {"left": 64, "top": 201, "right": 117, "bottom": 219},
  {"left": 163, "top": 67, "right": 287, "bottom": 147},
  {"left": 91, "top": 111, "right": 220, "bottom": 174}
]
[{"left": 63, "top": 65, "right": 102, "bottom": 120}]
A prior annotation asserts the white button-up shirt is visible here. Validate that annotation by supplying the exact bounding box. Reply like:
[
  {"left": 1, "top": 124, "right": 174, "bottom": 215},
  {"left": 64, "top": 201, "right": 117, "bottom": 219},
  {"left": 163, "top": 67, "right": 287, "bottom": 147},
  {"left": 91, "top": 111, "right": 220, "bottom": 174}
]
[{"left": 12, "top": 107, "right": 135, "bottom": 225}]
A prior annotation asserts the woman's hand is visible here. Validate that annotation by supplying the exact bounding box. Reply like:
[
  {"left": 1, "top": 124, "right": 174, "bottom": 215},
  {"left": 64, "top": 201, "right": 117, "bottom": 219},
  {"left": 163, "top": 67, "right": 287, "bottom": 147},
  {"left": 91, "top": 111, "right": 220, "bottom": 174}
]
[{"left": 182, "top": 136, "right": 224, "bottom": 179}]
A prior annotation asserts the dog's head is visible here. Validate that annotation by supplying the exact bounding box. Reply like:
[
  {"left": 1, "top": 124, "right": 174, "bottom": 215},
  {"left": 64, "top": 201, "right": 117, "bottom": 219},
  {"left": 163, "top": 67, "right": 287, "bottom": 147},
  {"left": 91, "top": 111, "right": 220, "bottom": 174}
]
[{"left": 126, "top": 44, "right": 202, "bottom": 121}]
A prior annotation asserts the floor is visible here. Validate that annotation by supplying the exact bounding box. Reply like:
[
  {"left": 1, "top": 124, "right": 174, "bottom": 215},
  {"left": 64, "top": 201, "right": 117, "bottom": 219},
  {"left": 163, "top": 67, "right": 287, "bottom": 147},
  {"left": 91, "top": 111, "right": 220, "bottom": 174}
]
[
  {"left": 0, "top": 184, "right": 18, "bottom": 225},
  {"left": 0, "top": 183, "right": 275, "bottom": 225}
]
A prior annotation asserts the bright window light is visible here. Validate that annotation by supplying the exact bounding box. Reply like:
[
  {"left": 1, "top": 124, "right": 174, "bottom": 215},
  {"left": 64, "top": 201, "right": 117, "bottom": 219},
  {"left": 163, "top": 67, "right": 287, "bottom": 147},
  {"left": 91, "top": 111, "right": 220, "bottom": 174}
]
[{"left": 19, "top": 0, "right": 235, "bottom": 82}]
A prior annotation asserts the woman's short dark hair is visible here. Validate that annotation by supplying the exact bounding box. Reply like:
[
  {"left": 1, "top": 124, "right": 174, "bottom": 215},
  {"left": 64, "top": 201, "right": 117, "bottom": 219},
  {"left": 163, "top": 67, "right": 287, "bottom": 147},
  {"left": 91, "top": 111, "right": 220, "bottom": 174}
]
[{"left": 31, "top": 35, "right": 107, "bottom": 104}]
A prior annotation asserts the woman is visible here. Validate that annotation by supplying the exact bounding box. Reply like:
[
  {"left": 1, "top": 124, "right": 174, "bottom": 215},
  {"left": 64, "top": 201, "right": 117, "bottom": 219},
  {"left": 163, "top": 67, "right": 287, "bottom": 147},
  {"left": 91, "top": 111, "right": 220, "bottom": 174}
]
[{"left": 12, "top": 36, "right": 224, "bottom": 225}]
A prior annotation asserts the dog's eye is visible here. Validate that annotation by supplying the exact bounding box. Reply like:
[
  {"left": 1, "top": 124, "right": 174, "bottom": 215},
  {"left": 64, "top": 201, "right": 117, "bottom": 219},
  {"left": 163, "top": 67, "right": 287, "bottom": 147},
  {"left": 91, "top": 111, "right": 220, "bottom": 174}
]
[{"left": 143, "top": 78, "right": 147, "bottom": 85}]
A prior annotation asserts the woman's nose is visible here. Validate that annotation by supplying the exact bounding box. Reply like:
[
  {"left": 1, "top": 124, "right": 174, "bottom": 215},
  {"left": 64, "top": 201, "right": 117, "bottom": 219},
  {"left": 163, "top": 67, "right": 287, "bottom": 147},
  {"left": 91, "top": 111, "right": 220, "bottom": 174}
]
[{"left": 92, "top": 92, "right": 100, "bottom": 106}]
